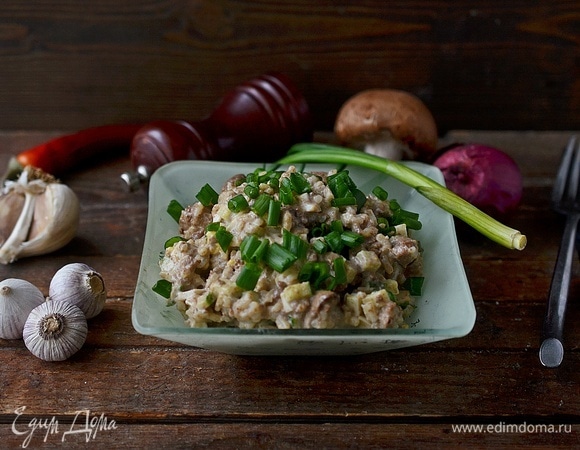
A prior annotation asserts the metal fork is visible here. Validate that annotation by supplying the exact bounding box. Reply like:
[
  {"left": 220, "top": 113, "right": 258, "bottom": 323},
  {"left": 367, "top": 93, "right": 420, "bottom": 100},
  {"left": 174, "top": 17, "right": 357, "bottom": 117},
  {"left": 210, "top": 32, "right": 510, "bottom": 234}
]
[{"left": 539, "top": 136, "right": 579, "bottom": 368}]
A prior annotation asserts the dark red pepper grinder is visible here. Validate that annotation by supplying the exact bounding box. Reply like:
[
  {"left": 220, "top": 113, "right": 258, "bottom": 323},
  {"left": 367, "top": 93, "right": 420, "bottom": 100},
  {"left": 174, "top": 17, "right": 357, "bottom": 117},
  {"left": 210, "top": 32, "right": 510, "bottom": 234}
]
[{"left": 122, "top": 73, "right": 313, "bottom": 190}]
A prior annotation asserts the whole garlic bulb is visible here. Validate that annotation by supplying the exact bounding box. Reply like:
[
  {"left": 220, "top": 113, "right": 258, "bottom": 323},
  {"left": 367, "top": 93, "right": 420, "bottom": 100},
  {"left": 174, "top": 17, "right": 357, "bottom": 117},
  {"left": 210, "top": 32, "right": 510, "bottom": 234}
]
[
  {"left": 0, "top": 278, "right": 46, "bottom": 339},
  {"left": 0, "top": 166, "right": 79, "bottom": 264},
  {"left": 23, "top": 300, "right": 88, "bottom": 361},
  {"left": 49, "top": 263, "right": 106, "bottom": 319}
]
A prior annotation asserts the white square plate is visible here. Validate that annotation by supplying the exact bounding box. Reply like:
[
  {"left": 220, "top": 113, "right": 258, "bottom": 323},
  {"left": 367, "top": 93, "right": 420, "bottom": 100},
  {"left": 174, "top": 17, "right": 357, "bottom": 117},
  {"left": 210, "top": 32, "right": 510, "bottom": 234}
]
[{"left": 132, "top": 160, "right": 475, "bottom": 355}]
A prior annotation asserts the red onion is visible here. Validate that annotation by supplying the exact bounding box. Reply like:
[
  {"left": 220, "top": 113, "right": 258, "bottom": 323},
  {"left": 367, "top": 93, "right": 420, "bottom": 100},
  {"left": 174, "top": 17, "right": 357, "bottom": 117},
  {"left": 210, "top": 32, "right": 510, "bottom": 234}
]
[{"left": 433, "top": 143, "right": 523, "bottom": 215}]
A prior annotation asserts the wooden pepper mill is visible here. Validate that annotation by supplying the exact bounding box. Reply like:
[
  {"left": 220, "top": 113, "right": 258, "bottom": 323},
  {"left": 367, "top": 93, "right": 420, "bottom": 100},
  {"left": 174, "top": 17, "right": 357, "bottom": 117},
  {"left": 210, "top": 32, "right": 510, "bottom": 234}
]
[{"left": 122, "top": 73, "right": 313, "bottom": 190}]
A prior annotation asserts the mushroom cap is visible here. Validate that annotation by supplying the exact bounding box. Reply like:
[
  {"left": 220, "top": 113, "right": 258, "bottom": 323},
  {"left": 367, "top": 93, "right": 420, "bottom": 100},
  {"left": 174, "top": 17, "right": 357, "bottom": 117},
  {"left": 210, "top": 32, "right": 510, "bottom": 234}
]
[{"left": 334, "top": 89, "right": 438, "bottom": 160}]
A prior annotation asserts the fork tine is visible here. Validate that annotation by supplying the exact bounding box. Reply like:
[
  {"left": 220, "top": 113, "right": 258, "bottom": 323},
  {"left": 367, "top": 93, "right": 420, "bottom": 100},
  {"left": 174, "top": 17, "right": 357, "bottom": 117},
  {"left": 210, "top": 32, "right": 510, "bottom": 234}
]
[
  {"left": 571, "top": 138, "right": 580, "bottom": 204},
  {"left": 552, "top": 136, "right": 578, "bottom": 205}
]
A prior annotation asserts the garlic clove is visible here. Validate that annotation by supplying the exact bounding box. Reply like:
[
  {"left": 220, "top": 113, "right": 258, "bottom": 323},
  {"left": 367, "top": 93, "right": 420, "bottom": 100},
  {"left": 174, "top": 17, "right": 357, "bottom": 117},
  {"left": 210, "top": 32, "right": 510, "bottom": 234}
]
[
  {"left": 23, "top": 300, "right": 88, "bottom": 361},
  {"left": 0, "top": 190, "right": 25, "bottom": 248},
  {"left": 0, "top": 278, "right": 46, "bottom": 339},
  {"left": 18, "top": 182, "right": 80, "bottom": 259},
  {"left": 0, "top": 166, "right": 80, "bottom": 264},
  {"left": 49, "top": 263, "right": 106, "bottom": 319},
  {"left": 0, "top": 187, "right": 37, "bottom": 264}
]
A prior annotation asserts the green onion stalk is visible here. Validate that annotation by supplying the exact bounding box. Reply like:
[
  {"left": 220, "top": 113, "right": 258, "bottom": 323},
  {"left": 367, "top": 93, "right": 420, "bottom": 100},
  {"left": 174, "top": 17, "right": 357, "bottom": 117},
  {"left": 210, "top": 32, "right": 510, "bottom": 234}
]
[{"left": 277, "top": 143, "right": 526, "bottom": 250}]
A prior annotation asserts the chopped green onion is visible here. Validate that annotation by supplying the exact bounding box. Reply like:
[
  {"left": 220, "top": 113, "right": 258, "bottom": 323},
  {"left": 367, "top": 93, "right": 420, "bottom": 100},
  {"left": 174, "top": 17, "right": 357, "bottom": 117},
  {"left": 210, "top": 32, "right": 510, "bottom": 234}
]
[
  {"left": 240, "top": 235, "right": 270, "bottom": 263},
  {"left": 329, "top": 170, "right": 356, "bottom": 190},
  {"left": 377, "top": 217, "right": 390, "bottom": 227},
  {"left": 392, "top": 208, "right": 422, "bottom": 230},
  {"left": 327, "top": 171, "right": 366, "bottom": 211},
  {"left": 265, "top": 169, "right": 281, "bottom": 183},
  {"left": 204, "top": 293, "right": 216, "bottom": 307},
  {"left": 264, "top": 243, "right": 297, "bottom": 272},
  {"left": 353, "top": 188, "right": 367, "bottom": 211},
  {"left": 404, "top": 217, "right": 422, "bottom": 231},
  {"left": 333, "top": 257, "right": 347, "bottom": 284},
  {"left": 402, "top": 277, "right": 425, "bottom": 296},
  {"left": 301, "top": 261, "right": 318, "bottom": 276},
  {"left": 240, "top": 235, "right": 261, "bottom": 262},
  {"left": 267, "top": 200, "right": 281, "bottom": 226},
  {"left": 152, "top": 279, "right": 172, "bottom": 299},
  {"left": 215, "top": 226, "right": 233, "bottom": 252},
  {"left": 298, "top": 261, "right": 331, "bottom": 289},
  {"left": 297, "top": 263, "right": 313, "bottom": 282},
  {"left": 252, "top": 194, "right": 271, "bottom": 216},
  {"left": 311, "top": 238, "right": 328, "bottom": 254},
  {"left": 283, "top": 229, "right": 308, "bottom": 259},
  {"left": 330, "top": 220, "right": 344, "bottom": 233},
  {"left": 341, "top": 230, "right": 365, "bottom": 247},
  {"left": 228, "top": 194, "right": 249, "bottom": 213},
  {"left": 377, "top": 217, "right": 392, "bottom": 234},
  {"left": 278, "top": 143, "right": 527, "bottom": 250},
  {"left": 258, "top": 170, "right": 272, "bottom": 184},
  {"left": 328, "top": 171, "right": 352, "bottom": 198},
  {"left": 399, "top": 209, "right": 419, "bottom": 221},
  {"left": 269, "top": 177, "right": 279, "bottom": 189},
  {"left": 164, "top": 236, "right": 185, "bottom": 249},
  {"left": 167, "top": 199, "right": 184, "bottom": 223},
  {"left": 206, "top": 222, "right": 220, "bottom": 232},
  {"left": 289, "top": 172, "right": 311, "bottom": 194},
  {"left": 196, "top": 183, "right": 219, "bottom": 207},
  {"left": 332, "top": 196, "right": 357, "bottom": 207},
  {"left": 245, "top": 172, "right": 257, "bottom": 184},
  {"left": 372, "top": 186, "right": 389, "bottom": 201},
  {"left": 279, "top": 177, "right": 294, "bottom": 205},
  {"left": 310, "top": 223, "right": 328, "bottom": 238},
  {"left": 244, "top": 183, "right": 260, "bottom": 199},
  {"left": 324, "top": 230, "right": 344, "bottom": 254},
  {"left": 236, "top": 263, "right": 262, "bottom": 290},
  {"left": 253, "top": 238, "right": 270, "bottom": 263}
]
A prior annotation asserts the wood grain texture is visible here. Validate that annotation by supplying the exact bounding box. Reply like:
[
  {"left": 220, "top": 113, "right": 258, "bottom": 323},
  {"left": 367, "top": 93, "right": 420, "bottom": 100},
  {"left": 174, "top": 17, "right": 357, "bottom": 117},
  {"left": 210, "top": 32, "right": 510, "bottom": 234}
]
[
  {"left": 0, "top": 346, "right": 578, "bottom": 418},
  {"left": 0, "top": 1, "right": 578, "bottom": 133},
  {"left": 1, "top": 423, "right": 577, "bottom": 449}
]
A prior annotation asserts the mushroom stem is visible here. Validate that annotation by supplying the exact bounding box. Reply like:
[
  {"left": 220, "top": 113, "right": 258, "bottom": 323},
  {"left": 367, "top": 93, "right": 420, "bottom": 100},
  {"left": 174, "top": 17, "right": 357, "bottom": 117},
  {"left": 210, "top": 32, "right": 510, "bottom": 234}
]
[{"left": 363, "top": 140, "right": 406, "bottom": 160}]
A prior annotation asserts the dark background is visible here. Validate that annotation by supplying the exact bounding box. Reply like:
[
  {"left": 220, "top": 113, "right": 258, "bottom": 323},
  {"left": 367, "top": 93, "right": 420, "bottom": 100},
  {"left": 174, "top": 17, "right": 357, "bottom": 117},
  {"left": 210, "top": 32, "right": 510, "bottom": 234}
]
[{"left": 0, "top": 0, "right": 578, "bottom": 134}]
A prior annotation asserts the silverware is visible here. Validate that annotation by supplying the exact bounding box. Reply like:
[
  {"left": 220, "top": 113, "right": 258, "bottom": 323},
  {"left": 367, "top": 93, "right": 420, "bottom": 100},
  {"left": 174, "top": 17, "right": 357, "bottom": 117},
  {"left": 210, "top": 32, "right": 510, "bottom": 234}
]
[{"left": 539, "top": 136, "right": 579, "bottom": 368}]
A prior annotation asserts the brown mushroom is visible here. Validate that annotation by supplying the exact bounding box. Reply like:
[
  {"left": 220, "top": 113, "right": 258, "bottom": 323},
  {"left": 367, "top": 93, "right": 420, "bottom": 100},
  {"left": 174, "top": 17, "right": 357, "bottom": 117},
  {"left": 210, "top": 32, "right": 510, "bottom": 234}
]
[{"left": 334, "top": 89, "right": 438, "bottom": 161}]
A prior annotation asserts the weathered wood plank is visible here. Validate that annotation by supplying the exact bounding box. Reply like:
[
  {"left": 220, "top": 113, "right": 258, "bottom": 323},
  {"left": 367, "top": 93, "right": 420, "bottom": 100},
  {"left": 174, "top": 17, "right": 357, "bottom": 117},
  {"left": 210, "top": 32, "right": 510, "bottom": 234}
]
[
  {"left": 0, "top": 422, "right": 577, "bottom": 449},
  {"left": 0, "top": 1, "right": 577, "bottom": 131},
  {"left": 0, "top": 349, "right": 578, "bottom": 418}
]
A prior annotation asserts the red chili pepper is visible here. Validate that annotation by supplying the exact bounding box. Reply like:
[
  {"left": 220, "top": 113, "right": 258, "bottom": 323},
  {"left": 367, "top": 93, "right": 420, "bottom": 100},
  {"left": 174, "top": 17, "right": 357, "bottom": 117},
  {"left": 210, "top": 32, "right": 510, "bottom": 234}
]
[{"left": 14, "top": 123, "right": 143, "bottom": 177}]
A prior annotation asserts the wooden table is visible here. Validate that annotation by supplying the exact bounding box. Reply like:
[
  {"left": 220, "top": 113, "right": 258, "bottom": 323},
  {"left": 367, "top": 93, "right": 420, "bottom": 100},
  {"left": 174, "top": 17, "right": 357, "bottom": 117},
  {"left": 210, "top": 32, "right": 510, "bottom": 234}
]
[{"left": 0, "top": 130, "right": 578, "bottom": 448}]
